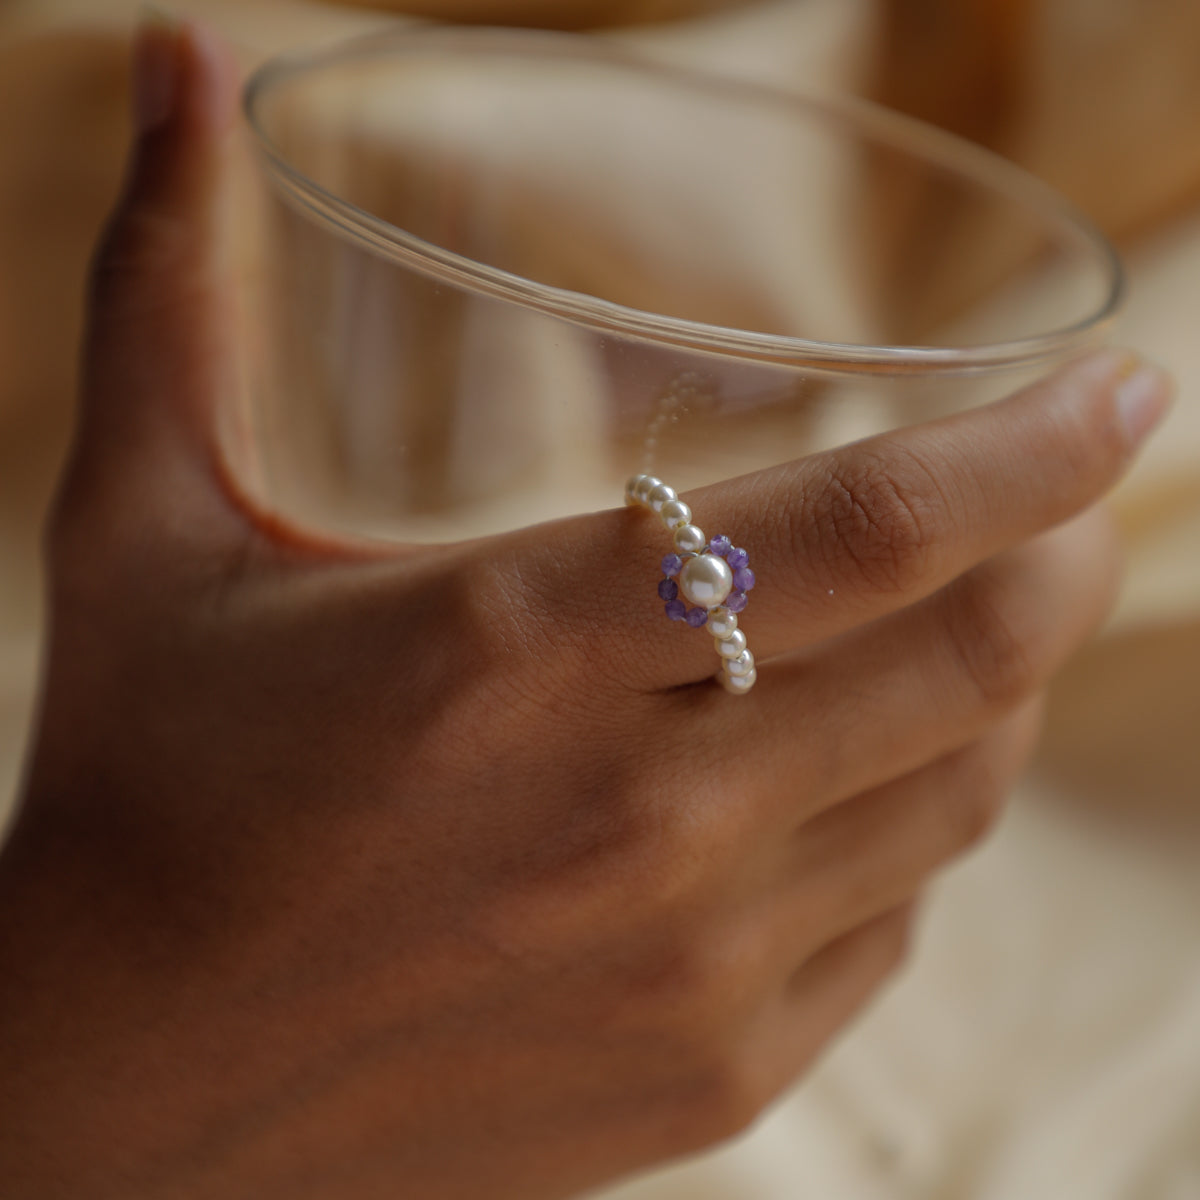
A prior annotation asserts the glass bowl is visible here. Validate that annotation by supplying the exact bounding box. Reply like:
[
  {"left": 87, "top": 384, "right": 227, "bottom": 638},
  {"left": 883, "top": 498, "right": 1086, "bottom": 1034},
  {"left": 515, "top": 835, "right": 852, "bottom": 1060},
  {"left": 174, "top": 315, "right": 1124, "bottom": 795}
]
[{"left": 241, "top": 24, "right": 1123, "bottom": 542}]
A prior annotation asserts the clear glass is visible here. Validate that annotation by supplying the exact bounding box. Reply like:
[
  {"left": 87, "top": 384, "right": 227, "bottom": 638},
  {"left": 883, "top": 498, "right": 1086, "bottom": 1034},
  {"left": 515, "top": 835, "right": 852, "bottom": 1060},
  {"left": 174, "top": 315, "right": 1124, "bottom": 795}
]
[{"left": 241, "top": 25, "right": 1123, "bottom": 542}]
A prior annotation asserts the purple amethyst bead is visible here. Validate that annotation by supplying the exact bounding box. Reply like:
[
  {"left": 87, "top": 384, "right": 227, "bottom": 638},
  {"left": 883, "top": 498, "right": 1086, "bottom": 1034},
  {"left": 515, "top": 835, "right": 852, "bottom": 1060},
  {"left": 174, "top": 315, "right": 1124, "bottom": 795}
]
[
  {"left": 727, "top": 547, "right": 749, "bottom": 570},
  {"left": 665, "top": 598, "right": 687, "bottom": 621},
  {"left": 709, "top": 535, "right": 732, "bottom": 557},
  {"left": 726, "top": 590, "right": 748, "bottom": 613},
  {"left": 661, "top": 553, "right": 683, "bottom": 578},
  {"left": 733, "top": 567, "right": 756, "bottom": 592},
  {"left": 685, "top": 606, "right": 708, "bottom": 628},
  {"left": 658, "top": 578, "right": 679, "bottom": 601}
]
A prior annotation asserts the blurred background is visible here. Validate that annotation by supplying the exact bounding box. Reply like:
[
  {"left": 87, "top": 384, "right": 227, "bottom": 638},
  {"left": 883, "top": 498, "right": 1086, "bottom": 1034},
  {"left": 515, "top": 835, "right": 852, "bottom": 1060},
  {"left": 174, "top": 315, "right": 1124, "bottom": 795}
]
[{"left": 1, "top": 1, "right": 1198, "bottom": 1197}]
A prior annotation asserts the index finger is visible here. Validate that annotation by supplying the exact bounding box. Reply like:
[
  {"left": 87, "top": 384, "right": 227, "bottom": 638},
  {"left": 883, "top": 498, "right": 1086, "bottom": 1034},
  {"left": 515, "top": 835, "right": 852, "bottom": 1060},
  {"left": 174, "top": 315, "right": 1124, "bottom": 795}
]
[
  {"left": 689, "top": 350, "right": 1168, "bottom": 646},
  {"left": 488, "top": 350, "right": 1171, "bottom": 689}
]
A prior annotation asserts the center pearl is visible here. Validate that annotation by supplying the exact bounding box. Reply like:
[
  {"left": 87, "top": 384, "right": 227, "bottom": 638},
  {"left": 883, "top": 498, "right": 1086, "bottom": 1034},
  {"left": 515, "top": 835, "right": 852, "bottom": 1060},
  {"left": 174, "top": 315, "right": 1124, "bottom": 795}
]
[{"left": 678, "top": 553, "right": 734, "bottom": 609}]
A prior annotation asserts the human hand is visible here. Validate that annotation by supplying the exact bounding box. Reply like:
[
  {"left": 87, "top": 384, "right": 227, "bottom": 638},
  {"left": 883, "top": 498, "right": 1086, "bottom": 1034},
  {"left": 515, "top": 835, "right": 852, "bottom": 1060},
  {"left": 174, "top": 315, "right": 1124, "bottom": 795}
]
[{"left": 0, "top": 18, "right": 1171, "bottom": 1200}]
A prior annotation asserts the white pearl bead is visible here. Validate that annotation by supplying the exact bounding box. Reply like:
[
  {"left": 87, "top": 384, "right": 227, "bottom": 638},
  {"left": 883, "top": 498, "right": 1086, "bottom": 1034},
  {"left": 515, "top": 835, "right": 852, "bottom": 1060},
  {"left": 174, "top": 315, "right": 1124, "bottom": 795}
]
[
  {"left": 625, "top": 474, "right": 648, "bottom": 506},
  {"left": 647, "top": 483, "right": 677, "bottom": 513},
  {"left": 722, "top": 667, "right": 757, "bottom": 694},
  {"left": 673, "top": 524, "right": 706, "bottom": 555},
  {"left": 725, "top": 649, "right": 755, "bottom": 677},
  {"left": 660, "top": 499, "right": 692, "bottom": 531},
  {"left": 714, "top": 629, "right": 747, "bottom": 659},
  {"left": 706, "top": 608, "right": 738, "bottom": 639},
  {"left": 634, "top": 475, "right": 662, "bottom": 504},
  {"left": 680, "top": 554, "right": 734, "bottom": 608}
]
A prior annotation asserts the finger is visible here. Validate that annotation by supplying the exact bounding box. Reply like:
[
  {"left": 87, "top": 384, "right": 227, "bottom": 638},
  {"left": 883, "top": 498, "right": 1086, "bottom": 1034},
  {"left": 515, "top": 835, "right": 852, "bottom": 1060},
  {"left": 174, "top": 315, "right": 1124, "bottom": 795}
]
[
  {"left": 57, "top": 16, "right": 242, "bottom": 543},
  {"left": 706, "top": 504, "right": 1119, "bottom": 820},
  {"left": 775, "top": 700, "right": 1042, "bottom": 960},
  {"left": 677, "top": 352, "right": 1166, "bottom": 662},
  {"left": 484, "top": 351, "right": 1169, "bottom": 691},
  {"left": 730, "top": 902, "right": 916, "bottom": 1118},
  {"left": 677, "top": 705, "right": 1038, "bottom": 1128}
]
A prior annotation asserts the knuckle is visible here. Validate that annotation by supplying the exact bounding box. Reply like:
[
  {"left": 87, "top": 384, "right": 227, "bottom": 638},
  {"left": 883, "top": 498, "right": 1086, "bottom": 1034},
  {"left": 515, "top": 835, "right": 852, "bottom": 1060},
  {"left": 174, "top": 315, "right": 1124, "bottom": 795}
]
[
  {"left": 954, "top": 782, "right": 1006, "bottom": 850},
  {"left": 801, "top": 450, "right": 944, "bottom": 596},
  {"left": 945, "top": 575, "right": 1041, "bottom": 709},
  {"left": 860, "top": 904, "right": 916, "bottom": 979},
  {"left": 625, "top": 815, "right": 708, "bottom": 908},
  {"left": 678, "top": 1041, "right": 770, "bottom": 1147},
  {"left": 89, "top": 210, "right": 197, "bottom": 312},
  {"left": 651, "top": 925, "right": 762, "bottom": 1039},
  {"left": 940, "top": 777, "right": 998, "bottom": 854},
  {"left": 691, "top": 1060, "right": 767, "bottom": 1145},
  {"left": 638, "top": 792, "right": 743, "bottom": 895},
  {"left": 926, "top": 743, "right": 1010, "bottom": 856},
  {"left": 623, "top": 913, "right": 769, "bottom": 1095},
  {"left": 954, "top": 741, "right": 1017, "bottom": 849}
]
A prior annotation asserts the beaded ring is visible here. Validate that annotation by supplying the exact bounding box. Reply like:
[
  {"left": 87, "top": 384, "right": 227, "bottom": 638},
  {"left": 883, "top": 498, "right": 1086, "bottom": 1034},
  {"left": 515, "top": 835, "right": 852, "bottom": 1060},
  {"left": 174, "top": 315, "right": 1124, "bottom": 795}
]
[{"left": 625, "top": 474, "right": 758, "bottom": 694}]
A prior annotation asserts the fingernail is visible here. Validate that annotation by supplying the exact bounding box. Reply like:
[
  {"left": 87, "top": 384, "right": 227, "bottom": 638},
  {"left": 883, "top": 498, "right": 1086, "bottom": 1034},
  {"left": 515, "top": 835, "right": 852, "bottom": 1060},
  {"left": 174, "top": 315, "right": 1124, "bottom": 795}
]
[
  {"left": 1115, "top": 360, "right": 1174, "bottom": 447},
  {"left": 133, "top": 8, "right": 179, "bottom": 134},
  {"left": 181, "top": 18, "right": 241, "bottom": 133}
]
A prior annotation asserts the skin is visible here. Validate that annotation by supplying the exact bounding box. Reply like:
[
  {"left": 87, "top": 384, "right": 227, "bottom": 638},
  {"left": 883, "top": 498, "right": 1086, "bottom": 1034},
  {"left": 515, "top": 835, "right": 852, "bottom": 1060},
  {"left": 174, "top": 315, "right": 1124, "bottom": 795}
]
[{"left": 0, "top": 18, "right": 1173, "bottom": 1200}]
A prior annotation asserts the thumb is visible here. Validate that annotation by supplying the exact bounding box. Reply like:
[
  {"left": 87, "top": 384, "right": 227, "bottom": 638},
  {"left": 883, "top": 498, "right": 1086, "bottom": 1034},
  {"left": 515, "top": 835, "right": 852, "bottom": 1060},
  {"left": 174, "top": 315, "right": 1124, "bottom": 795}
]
[{"left": 60, "top": 16, "right": 243, "bottom": 546}]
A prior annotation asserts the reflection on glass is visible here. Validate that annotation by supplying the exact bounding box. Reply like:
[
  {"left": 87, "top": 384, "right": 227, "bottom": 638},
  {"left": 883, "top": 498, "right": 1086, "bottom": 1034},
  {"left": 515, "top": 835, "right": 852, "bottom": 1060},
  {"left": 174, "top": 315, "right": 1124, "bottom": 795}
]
[{"left": 242, "top": 27, "right": 1122, "bottom": 542}]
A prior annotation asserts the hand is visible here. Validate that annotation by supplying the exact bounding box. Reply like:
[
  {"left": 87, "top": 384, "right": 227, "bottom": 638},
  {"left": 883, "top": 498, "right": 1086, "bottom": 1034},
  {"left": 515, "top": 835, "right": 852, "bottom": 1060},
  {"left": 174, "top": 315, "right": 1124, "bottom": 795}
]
[{"left": 0, "top": 18, "right": 1171, "bottom": 1200}]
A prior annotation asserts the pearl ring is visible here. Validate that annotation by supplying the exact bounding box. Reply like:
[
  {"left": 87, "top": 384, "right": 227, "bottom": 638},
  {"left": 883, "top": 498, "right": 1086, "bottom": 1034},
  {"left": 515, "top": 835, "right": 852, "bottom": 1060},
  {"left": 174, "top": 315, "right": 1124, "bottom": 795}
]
[{"left": 625, "top": 474, "right": 757, "bottom": 694}]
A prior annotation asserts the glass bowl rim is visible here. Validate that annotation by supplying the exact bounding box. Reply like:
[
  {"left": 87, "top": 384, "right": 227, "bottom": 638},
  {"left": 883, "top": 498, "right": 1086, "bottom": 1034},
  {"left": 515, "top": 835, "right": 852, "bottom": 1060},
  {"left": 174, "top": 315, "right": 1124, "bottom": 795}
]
[{"left": 242, "top": 23, "right": 1125, "bottom": 375}]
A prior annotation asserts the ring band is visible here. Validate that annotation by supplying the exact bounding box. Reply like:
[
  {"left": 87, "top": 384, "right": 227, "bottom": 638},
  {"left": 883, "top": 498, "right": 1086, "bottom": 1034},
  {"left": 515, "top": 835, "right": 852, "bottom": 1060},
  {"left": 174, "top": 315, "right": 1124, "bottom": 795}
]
[{"left": 625, "top": 474, "right": 758, "bottom": 694}]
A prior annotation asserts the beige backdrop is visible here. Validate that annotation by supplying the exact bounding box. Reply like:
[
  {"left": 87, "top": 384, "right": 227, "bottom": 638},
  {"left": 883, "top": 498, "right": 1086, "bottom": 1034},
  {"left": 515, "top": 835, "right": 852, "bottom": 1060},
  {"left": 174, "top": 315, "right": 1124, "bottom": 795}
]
[{"left": 0, "top": 2, "right": 1197, "bottom": 1197}]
